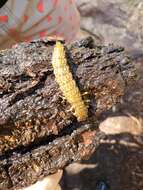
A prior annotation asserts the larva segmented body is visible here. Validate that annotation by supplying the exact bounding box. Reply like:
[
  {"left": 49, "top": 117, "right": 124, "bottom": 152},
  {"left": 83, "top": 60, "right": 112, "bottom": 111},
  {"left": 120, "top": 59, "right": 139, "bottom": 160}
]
[{"left": 52, "top": 41, "right": 88, "bottom": 121}]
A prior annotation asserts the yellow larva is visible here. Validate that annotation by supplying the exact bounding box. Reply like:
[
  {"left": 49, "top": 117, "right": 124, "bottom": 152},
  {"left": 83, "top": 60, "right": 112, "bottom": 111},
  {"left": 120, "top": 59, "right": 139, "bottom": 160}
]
[{"left": 52, "top": 41, "right": 88, "bottom": 121}]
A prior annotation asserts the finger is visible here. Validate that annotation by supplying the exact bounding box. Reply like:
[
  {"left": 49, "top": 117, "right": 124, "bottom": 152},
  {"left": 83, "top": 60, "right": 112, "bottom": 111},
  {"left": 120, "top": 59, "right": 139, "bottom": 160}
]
[
  {"left": 55, "top": 184, "right": 62, "bottom": 190},
  {"left": 42, "top": 170, "right": 63, "bottom": 190},
  {"left": 22, "top": 170, "right": 63, "bottom": 190},
  {"left": 99, "top": 116, "right": 143, "bottom": 135}
]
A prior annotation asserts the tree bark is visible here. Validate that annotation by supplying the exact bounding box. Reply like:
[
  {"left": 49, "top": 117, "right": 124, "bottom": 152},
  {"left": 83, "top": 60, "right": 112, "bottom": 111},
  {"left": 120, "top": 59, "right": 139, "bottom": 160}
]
[{"left": 0, "top": 37, "right": 137, "bottom": 189}]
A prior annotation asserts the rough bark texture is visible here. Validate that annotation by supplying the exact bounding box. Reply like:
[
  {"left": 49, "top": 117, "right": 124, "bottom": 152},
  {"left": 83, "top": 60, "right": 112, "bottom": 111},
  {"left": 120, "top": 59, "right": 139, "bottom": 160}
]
[
  {"left": 62, "top": 63, "right": 143, "bottom": 190},
  {"left": 0, "top": 37, "right": 137, "bottom": 189}
]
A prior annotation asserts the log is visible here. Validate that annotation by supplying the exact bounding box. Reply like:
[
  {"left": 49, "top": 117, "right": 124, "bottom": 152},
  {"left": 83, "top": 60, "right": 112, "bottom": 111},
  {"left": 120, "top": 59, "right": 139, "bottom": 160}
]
[{"left": 0, "top": 37, "right": 137, "bottom": 189}]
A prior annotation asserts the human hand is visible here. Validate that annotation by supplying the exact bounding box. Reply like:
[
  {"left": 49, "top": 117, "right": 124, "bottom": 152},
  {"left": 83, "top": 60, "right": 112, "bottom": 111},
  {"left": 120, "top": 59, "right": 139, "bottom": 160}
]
[{"left": 21, "top": 170, "right": 63, "bottom": 190}]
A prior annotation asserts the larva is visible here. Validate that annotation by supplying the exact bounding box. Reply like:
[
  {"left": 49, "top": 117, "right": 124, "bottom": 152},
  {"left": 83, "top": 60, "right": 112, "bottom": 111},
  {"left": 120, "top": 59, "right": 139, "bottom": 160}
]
[{"left": 52, "top": 41, "right": 88, "bottom": 121}]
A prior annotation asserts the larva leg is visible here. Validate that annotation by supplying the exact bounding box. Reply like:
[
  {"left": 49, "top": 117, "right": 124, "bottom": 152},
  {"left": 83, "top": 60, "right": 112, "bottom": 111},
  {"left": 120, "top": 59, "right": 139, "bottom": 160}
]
[
  {"left": 82, "top": 91, "right": 89, "bottom": 96},
  {"left": 66, "top": 106, "right": 74, "bottom": 113},
  {"left": 85, "top": 99, "right": 90, "bottom": 103}
]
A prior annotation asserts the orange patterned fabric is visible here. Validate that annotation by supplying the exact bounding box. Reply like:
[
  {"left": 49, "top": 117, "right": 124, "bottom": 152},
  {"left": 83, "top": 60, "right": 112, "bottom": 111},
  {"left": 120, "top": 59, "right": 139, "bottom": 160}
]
[{"left": 0, "top": 0, "right": 80, "bottom": 49}]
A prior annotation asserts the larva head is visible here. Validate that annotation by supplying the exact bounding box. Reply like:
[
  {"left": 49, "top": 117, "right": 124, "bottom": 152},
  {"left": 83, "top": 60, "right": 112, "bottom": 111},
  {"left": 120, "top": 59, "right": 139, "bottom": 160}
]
[
  {"left": 56, "top": 41, "right": 62, "bottom": 48},
  {"left": 55, "top": 40, "right": 65, "bottom": 48}
]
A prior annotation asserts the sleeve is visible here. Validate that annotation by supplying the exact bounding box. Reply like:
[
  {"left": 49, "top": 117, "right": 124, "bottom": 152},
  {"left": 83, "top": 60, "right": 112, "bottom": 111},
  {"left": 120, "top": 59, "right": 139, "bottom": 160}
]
[{"left": 0, "top": 0, "right": 80, "bottom": 49}]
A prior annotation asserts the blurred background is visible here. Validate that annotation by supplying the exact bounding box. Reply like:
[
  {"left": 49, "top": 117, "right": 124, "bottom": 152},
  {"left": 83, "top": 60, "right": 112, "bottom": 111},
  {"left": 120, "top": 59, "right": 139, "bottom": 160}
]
[{"left": 78, "top": 0, "right": 143, "bottom": 60}]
